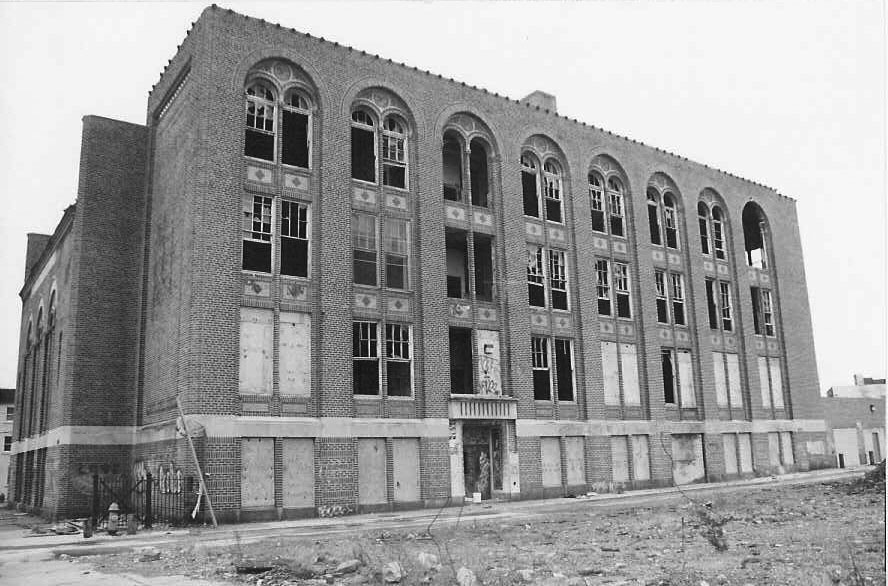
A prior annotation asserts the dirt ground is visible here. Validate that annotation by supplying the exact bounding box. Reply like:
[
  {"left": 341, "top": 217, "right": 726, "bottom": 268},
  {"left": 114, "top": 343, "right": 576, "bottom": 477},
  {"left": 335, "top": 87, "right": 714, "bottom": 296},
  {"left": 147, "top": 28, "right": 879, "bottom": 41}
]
[{"left": 60, "top": 475, "right": 885, "bottom": 586}]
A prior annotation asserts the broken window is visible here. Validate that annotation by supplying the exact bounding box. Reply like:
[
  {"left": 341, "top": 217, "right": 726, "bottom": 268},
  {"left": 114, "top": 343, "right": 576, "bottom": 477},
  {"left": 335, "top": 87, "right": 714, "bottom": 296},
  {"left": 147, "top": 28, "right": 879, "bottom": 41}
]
[
  {"left": 543, "top": 161, "right": 563, "bottom": 223},
  {"left": 469, "top": 139, "right": 489, "bottom": 207},
  {"left": 382, "top": 116, "right": 407, "bottom": 189},
  {"left": 385, "top": 324, "right": 411, "bottom": 396},
  {"left": 596, "top": 259, "right": 611, "bottom": 316},
  {"left": 588, "top": 172, "right": 606, "bottom": 232},
  {"left": 671, "top": 273, "right": 685, "bottom": 325},
  {"left": 712, "top": 206, "right": 726, "bottom": 260},
  {"left": 719, "top": 281, "right": 733, "bottom": 331},
  {"left": 474, "top": 235, "right": 494, "bottom": 302},
  {"left": 742, "top": 202, "right": 768, "bottom": 269},
  {"left": 280, "top": 200, "right": 309, "bottom": 277},
  {"left": 521, "top": 155, "right": 540, "bottom": 218},
  {"left": 449, "top": 327, "right": 473, "bottom": 394},
  {"left": 282, "top": 90, "right": 310, "bottom": 168},
  {"left": 243, "top": 194, "right": 272, "bottom": 273},
  {"left": 548, "top": 249, "right": 568, "bottom": 310},
  {"left": 697, "top": 202, "right": 711, "bottom": 255},
  {"left": 351, "top": 109, "right": 377, "bottom": 183},
  {"left": 442, "top": 132, "right": 463, "bottom": 201},
  {"left": 608, "top": 177, "right": 625, "bottom": 237},
  {"left": 614, "top": 262, "right": 631, "bottom": 318},
  {"left": 445, "top": 230, "right": 469, "bottom": 298},
  {"left": 353, "top": 321, "right": 379, "bottom": 395},
  {"left": 555, "top": 338, "right": 574, "bottom": 401},
  {"left": 706, "top": 279, "right": 718, "bottom": 330},
  {"left": 662, "top": 349, "right": 676, "bottom": 404},
  {"left": 384, "top": 219, "right": 409, "bottom": 290},
  {"left": 761, "top": 289, "right": 775, "bottom": 336},
  {"left": 353, "top": 213, "right": 377, "bottom": 286},
  {"left": 532, "top": 336, "right": 551, "bottom": 400},
  {"left": 751, "top": 286, "right": 763, "bottom": 334},
  {"left": 655, "top": 270, "right": 669, "bottom": 324},
  {"left": 677, "top": 350, "right": 696, "bottom": 407},
  {"left": 245, "top": 81, "right": 276, "bottom": 161},
  {"left": 663, "top": 193, "right": 679, "bottom": 249},
  {"left": 527, "top": 246, "right": 546, "bottom": 307},
  {"left": 647, "top": 190, "right": 662, "bottom": 245}
]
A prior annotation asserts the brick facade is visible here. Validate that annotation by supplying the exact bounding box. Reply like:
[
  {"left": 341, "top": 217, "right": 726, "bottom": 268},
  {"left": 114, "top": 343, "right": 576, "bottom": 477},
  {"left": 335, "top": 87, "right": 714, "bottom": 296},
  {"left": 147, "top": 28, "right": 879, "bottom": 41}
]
[{"left": 10, "top": 6, "right": 830, "bottom": 521}]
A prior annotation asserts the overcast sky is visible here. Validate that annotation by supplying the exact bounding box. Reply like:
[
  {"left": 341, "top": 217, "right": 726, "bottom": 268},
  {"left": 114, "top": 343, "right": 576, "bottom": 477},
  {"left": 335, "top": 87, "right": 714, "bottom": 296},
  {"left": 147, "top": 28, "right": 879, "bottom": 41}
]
[{"left": 0, "top": 1, "right": 884, "bottom": 393}]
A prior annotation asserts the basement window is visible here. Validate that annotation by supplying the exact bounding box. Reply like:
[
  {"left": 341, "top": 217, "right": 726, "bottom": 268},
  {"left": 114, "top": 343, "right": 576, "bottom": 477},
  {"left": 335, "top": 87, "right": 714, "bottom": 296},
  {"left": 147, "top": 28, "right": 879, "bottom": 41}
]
[
  {"left": 280, "top": 201, "right": 309, "bottom": 277},
  {"left": 469, "top": 139, "right": 490, "bottom": 208},
  {"left": 281, "top": 90, "right": 311, "bottom": 168},
  {"left": 242, "top": 195, "right": 273, "bottom": 273},
  {"left": 608, "top": 178, "right": 625, "bottom": 237},
  {"left": 655, "top": 270, "right": 669, "bottom": 323},
  {"left": 351, "top": 109, "right": 377, "bottom": 183},
  {"left": 474, "top": 235, "right": 494, "bottom": 302},
  {"left": 442, "top": 132, "right": 463, "bottom": 201},
  {"left": 449, "top": 327, "right": 474, "bottom": 394},
  {"left": 532, "top": 336, "right": 551, "bottom": 400},
  {"left": 548, "top": 249, "right": 568, "bottom": 310},
  {"left": 382, "top": 116, "right": 407, "bottom": 189},
  {"left": 671, "top": 273, "right": 685, "bottom": 325},
  {"left": 244, "top": 81, "right": 276, "bottom": 161},
  {"left": 385, "top": 324, "right": 412, "bottom": 396},
  {"left": 527, "top": 246, "right": 546, "bottom": 307},
  {"left": 446, "top": 230, "right": 469, "bottom": 299},
  {"left": 353, "top": 213, "right": 377, "bottom": 286},
  {"left": 521, "top": 155, "right": 540, "bottom": 218},
  {"left": 353, "top": 321, "right": 379, "bottom": 395},
  {"left": 589, "top": 172, "right": 606, "bottom": 233},
  {"left": 543, "top": 161, "right": 563, "bottom": 223},
  {"left": 555, "top": 338, "right": 574, "bottom": 402},
  {"left": 384, "top": 219, "right": 409, "bottom": 290},
  {"left": 596, "top": 259, "right": 611, "bottom": 316}
]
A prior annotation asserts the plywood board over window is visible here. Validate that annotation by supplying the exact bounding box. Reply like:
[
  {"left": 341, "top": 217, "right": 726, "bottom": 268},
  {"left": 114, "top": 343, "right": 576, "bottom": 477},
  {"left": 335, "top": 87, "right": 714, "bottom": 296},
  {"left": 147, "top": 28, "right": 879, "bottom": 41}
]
[
  {"left": 671, "top": 434, "right": 705, "bottom": 485},
  {"left": 358, "top": 438, "right": 387, "bottom": 505},
  {"left": 677, "top": 350, "right": 696, "bottom": 407},
  {"left": 540, "top": 437, "right": 562, "bottom": 488},
  {"left": 393, "top": 438, "right": 420, "bottom": 502},
  {"left": 241, "top": 437, "right": 274, "bottom": 508},
  {"left": 239, "top": 308, "right": 273, "bottom": 394},
  {"left": 565, "top": 436, "right": 585, "bottom": 486},
  {"left": 723, "top": 434, "right": 738, "bottom": 475},
  {"left": 282, "top": 438, "right": 314, "bottom": 508},
  {"left": 713, "top": 352, "right": 728, "bottom": 407},
  {"left": 738, "top": 433, "right": 754, "bottom": 472},
  {"left": 631, "top": 435, "right": 651, "bottom": 481},
  {"left": 280, "top": 312, "right": 311, "bottom": 396},
  {"left": 621, "top": 344, "right": 641, "bottom": 405},
  {"left": 602, "top": 341, "right": 620, "bottom": 406},
  {"left": 611, "top": 436, "right": 630, "bottom": 483}
]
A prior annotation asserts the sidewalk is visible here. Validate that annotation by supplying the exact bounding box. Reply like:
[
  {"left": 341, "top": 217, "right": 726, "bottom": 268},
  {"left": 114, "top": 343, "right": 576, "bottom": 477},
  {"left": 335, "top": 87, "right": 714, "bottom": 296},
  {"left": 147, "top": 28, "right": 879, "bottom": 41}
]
[{"left": 0, "top": 466, "right": 864, "bottom": 556}]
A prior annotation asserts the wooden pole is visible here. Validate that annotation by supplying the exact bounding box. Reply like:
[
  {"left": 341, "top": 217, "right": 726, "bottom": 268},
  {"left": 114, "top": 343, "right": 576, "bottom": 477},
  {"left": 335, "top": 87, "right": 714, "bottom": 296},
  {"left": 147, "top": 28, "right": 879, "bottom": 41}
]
[{"left": 176, "top": 396, "right": 218, "bottom": 528}]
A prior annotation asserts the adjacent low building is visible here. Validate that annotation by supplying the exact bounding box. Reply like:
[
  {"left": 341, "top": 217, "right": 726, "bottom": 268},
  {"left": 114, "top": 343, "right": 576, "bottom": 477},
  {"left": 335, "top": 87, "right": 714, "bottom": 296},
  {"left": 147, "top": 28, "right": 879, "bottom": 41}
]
[
  {"left": 0, "top": 389, "right": 13, "bottom": 501},
  {"left": 823, "top": 376, "right": 886, "bottom": 468},
  {"left": 10, "top": 5, "right": 831, "bottom": 521}
]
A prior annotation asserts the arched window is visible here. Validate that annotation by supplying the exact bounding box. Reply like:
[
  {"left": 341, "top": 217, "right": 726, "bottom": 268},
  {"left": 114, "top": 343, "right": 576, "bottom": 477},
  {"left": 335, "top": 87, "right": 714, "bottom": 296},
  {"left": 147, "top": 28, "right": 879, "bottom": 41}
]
[
  {"left": 589, "top": 172, "right": 606, "bottom": 233},
  {"left": 521, "top": 154, "right": 540, "bottom": 218},
  {"left": 663, "top": 193, "right": 680, "bottom": 249},
  {"left": 36, "top": 307, "right": 44, "bottom": 342},
  {"left": 244, "top": 80, "right": 276, "bottom": 161},
  {"left": 351, "top": 109, "right": 377, "bottom": 182},
  {"left": 647, "top": 189, "right": 662, "bottom": 245},
  {"left": 442, "top": 132, "right": 463, "bottom": 201},
  {"left": 469, "top": 139, "right": 489, "bottom": 208},
  {"left": 281, "top": 89, "right": 311, "bottom": 168},
  {"left": 742, "top": 202, "right": 769, "bottom": 269},
  {"left": 542, "top": 160, "right": 563, "bottom": 223},
  {"left": 607, "top": 177, "right": 625, "bottom": 236},
  {"left": 26, "top": 320, "right": 33, "bottom": 352},
  {"left": 48, "top": 291, "right": 56, "bottom": 330},
  {"left": 712, "top": 206, "right": 726, "bottom": 260},
  {"left": 382, "top": 115, "right": 407, "bottom": 189},
  {"left": 697, "top": 202, "right": 711, "bottom": 255}
]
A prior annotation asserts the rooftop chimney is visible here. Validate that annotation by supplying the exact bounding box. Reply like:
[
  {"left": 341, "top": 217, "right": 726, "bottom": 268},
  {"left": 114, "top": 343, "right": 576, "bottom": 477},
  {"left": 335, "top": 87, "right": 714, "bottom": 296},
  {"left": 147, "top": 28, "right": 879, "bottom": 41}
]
[{"left": 521, "top": 90, "right": 557, "bottom": 113}]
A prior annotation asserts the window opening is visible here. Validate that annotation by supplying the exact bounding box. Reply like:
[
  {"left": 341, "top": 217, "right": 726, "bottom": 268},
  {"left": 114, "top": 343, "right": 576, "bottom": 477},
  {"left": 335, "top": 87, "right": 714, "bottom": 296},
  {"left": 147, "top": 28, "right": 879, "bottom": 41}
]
[
  {"left": 698, "top": 202, "right": 711, "bottom": 255},
  {"left": 751, "top": 286, "right": 762, "bottom": 334},
  {"left": 614, "top": 262, "right": 632, "bottom": 318},
  {"left": 543, "top": 161, "right": 563, "bottom": 223},
  {"left": 596, "top": 259, "right": 611, "bottom": 316},
  {"left": 521, "top": 155, "right": 540, "bottom": 218},
  {"left": 706, "top": 279, "right": 718, "bottom": 330},
  {"left": 663, "top": 194, "right": 679, "bottom": 249},
  {"left": 353, "top": 213, "right": 377, "bottom": 286},
  {"left": 647, "top": 190, "right": 662, "bottom": 245},
  {"left": 243, "top": 195, "right": 273, "bottom": 272},
  {"left": 385, "top": 219, "right": 409, "bottom": 290},
  {"left": 548, "top": 249, "right": 568, "bottom": 310},
  {"left": 712, "top": 207, "right": 726, "bottom": 260},
  {"left": 474, "top": 235, "right": 494, "bottom": 302},
  {"left": 449, "top": 327, "right": 474, "bottom": 394},
  {"left": 662, "top": 349, "right": 676, "bottom": 404},
  {"left": 353, "top": 321, "right": 379, "bottom": 395},
  {"left": 445, "top": 230, "right": 469, "bottom": 298},
  {"left": 589, "top": 173, "right": 606, "bottom": 233},
  {"left": 469, "top": 139, "right": 489, "bottom": 207},
  {"left": 671, "top": 273, "right": 685, "bottom": 325},
  {"left": 761, "top": 289, "right": 774, "bottom": 336},
  {"left": 282, "top": 90, "right": 310, "bottom": 168},
  {"left": 742, "top": 203, "right": 768, "bottom": 269},
  {"left": 555, "top": 338, "right": 574, "bottom": 401},
  {"left": 719, "top": 281, "right": 733, "bottom": 331},
  {"left": 351, "top": 109, "right": 377, "bottom": 182},
  {"left": 608, "top": 177, "right": 625, "bottom": 237},
  {"left": 386, "top": 324, "right": 411, "bottom": 396},
  {"left": 442, "top": 133, "right": 463, "bottom": 201},
  {"left": 382, "top": 116, "right": 407, "bottom": 188},
  {"left": 527, "top": 246, "right": 546, "bottom": 307},
  {"left": 655, "top": 270, "right": 669, "bottom": 323},
  {"left": 245, "top": 81, "right": 276, "bottom": 161},
  {"left": 280, "top": 201, "right": 309, "bottom": 277},
  {"left": 532, "top": 336, "right": 551, "bottom": 400}
]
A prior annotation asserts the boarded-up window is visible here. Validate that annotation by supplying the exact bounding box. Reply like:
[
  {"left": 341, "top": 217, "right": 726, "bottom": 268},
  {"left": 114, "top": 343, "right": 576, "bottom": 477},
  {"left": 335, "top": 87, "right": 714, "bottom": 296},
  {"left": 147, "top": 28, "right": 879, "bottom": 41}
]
[
  {"left": 726, "top": 353, "right": 743, "bottom": 409},
  {"left": 779, "top": 432, "right": 794, "bottom": 465},
  {"left": 280, "top": 312, "right": 310, "bottom": 396},
  {"left": 611, "top": 436, "right": 630, "bottom": 483},
  {"left": 282, "top": 438, "right": 314, "bottom": 508},
  {"left": 770, "top": 360, "right": 784, "bottom": 408},
  {"left": 631, "top": 435, "right": 650, "bottom": 481},
  {"left": 476, "top": 330, "right": 502, "bottom": 396},
  {"left": 358, "top": 438, "right": 387, "bottom": 505},
  {"left": 565, "top": 437, "right": 585, "bottom": 486},
  {"left": 768, "top": 432, "right": 781, "bottom": 466},
  {"left": 677, "top": 350, "right": 696, "bottom": 407},
  {"left": 393, "top": 438, "right": 420, "bottom": 502},
  {"left": 671, "top": 434, "right": 705, "bottom": 485},
  {"left": 602, "top": 342, "right": 620, "bottom": 406},
  {"left": 738, "top": 433, "right": 754, "bottom": 472},
  {"left": 540, "top": 437, "right": 562, "bottom": 488},
  {"left": 723, "top": 434, "right": 738, "bottom": 475},
  {"left": 621, "top": 344, "right": 641, "bottom": 405},
  {"left": 241, "top": 437, "right": 274, "bottom": 508},
  {"left": 713, "top": 352, "right": 728, "bottom": 407},
  {"left": 239, "top": 308, "right": 273, "bottom": 394},
  {"left": 758, "top": 357, "right": 772, "bottom": 408}
]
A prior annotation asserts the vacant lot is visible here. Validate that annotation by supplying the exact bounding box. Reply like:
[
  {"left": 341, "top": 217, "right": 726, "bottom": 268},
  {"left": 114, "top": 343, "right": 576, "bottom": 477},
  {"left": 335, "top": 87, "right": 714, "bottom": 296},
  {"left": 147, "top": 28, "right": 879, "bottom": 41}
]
[{"left": 68, "top": 474, "right": 886, "bottom": 586}]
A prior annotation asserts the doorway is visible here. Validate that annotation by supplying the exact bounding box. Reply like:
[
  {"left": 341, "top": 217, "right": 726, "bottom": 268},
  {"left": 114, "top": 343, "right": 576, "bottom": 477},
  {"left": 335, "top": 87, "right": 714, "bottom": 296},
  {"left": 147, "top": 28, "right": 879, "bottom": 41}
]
[{"left": 462, "top": 425, "right": 502, "bottom": 500}]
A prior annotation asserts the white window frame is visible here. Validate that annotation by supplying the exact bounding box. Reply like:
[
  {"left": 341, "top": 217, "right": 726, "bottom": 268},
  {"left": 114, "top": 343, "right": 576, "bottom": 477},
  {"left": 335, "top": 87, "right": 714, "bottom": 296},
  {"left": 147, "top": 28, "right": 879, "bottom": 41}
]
[
  {"left": 719, "top": 281, "right": 733, "bottom": 331},
  {"left": 280, "top": 200, "right": 310, "bottom": 278},
  {"left": 655, "top": 270, "right": 669, "bottom": 324},
  {"left": 353, "top": 321, "right": 380, "bottom": 395},
  {"left": 542, "top": 161, "right": 563, "bottom": 224},
  {"left": 521, "top": 154, "right": 541, "bottom": 218},
  {"left": 596, "top": 259, "right": 611, "bottom": 316},
  {"left": 589, "top": 173, "right": 606, "bottom": 233},
  {"left": 548, "top": 249, "right": 569, "bottom": 311},
  {"left": 385, "top": 323, "right": 413, "bottom": 398},
  {"left": 527, "top": 245, "right": 547, "bottom": 307},
  {"left": 761, "top": 289, "right": 775, "bottom": 336},
  {"left": 384, "top": 218, "right": 410, "bottom": 290},
  {"left": 242, "top": 194, "right": 274, "bottom": 274},
  {"left": 607, "top": 177, "right": 625, "bottom": 237},
  {"left": 712, "top": 207, "right": 726, "bottom": 260},
  {"left": 245, "top": 81, "right": 276, "bottom": 161},
  {"left": 663, "top": 197, "right": 680, "bottom": 250},
  {"left": 353, "top": 213, "right": 378, "bottom": 286},
  {"left": 614, "top": 261, "right": 632, "bottom": 319},
  {"left": 382, "top": 116, "right": 408, "bottom": 190},
  {"left": 281, "top": 88, "right": 312, "bottom": 169},
  {"left": 531, "top": 335, "right": 551, "bottom": 401},
  {"left": 670, "top": 273, "right": 685, "bottom": 326},
  {"left": 351, "top": 109, "right": 378, "bottom": 185}
]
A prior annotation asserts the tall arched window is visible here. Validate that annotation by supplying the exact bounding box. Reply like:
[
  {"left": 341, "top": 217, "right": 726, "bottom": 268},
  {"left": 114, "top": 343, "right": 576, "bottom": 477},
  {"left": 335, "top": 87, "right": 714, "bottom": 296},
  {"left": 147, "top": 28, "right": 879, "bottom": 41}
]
[
  {"left": 351, "top": 109, "right": 377, "bottom": 182},
  {"left": 742, "top": 202, "right": 769, "bottom": 269},
  {"left": 469, "top": 139, "right": 489, "bottom": 207},
  {"left": 712, "top": 206, "right": 726, "bottom": 260},
  {"left": 442, "top": 132, "right": 463, "bottom": 201},
  {"left": 589, "top": 172, "right": 606, "bottom": 233},
  {"left": 244, "top": 81, "right": 276, "bottom": 161},
  {"left": 607, "top": 177, "right": 625, "bottom": 236},
  {"left": 36, "top": 307, "right": 44, "bottom": 340},
  {"left": 542, "top": 160, "right": 563, "bottom": 223},
  {"left": 647, "top": 189, "right": 662, "bottom": 245},
  {"left": 663, "top": 194, "right": 680, "bottom": 249},
  {"left": 521, "top": 154, "right": 540, "bottom": 218},
  {"left": 697, "top": 202, "right": 711, "bottom": 255},
  {"left": 48, "top": 291, "right": 56, "bottom": 330},
  {"left": 382, "top": 115, "right": 408, "bottom": 189},
  {"left": 26, "top": 320, "right": 33, "bottom": 352},
  {"left": 281, "top": 89, "right": 311, "bottom": 168}
]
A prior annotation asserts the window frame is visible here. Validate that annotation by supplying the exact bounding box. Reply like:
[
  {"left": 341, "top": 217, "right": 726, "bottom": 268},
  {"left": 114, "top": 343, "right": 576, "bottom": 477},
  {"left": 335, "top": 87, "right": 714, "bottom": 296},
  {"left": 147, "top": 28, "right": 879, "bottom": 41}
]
[
  {"left": 719, "top": 281, "right": 733, "bottom": 332},
  {"left": 596, "top": 259, "right": 611, "bottom": 316},
  {"left": 381, "top": 115, "right": 408, "bottom": 190},
  {"left": 531, "top": 335, "right": 552, "bottom": 401},
  {"left": 554, "top": 337, "right": 575, "bottom": 402},
  {"left": 663, "top": 193, "right": 680, "bottom": 250},
  {"left": 548, "top": 248, "right": 569, "bottom": 311},
  {"left": 712, "top": 206, "right": 726, "bottom": 260},
  {"left": 242, "top": 194, "right": 274, "bottom": 274},
  {"left": 350, "top": 109, "right": 378, "bottom": 184},
  {"left": 527, "top": 245, "right": 547, "bottom": 308},
  {"left": 589, "top": 172, "right": 606, "bottom": 233},
  {"left": 521, "top": 154, "right": 541, "bottom": 218},
  {"left": 542, "top": 160, "right": 564, "bottom": 224},
  {"left": 698, "top": 202, "right": 711, "bottom": 256},
  {"left": 761, "top": 288, "right": 775, "bottom": 336},
  {"left": 655, "top": 270, "right": 669, "bottom": 324},
  {"left": 385, "top": 323, "right": 413, "bottom": 397},
  {"left": 280, "top": 88, "right": 312, "bottom": 169},
  {"left": 607, "top": 177, "right": 626, "bottom": 237},
  {"left": 647, "top": 190, "right": 663, "bottom": 245},
  {"left": 353, "top": 321, "right": 380, "bottom": 395},
  {"left": 280, "top": 200, "right": 310, "bottom": 278},
  {"left": 353, "top": 212, "right": 378, "bottom": 286},
  {"left": 384, "top": 218, "right": 410, "bottom": 290},
  {"left": 670, "top": 273, "right": 686, "bottom": 326},
  {"left": 244, "top": 80, "right": 277, "bottom": 162},
  {"left": 613, "top": 261, "right": 632, "bottom": 319}
]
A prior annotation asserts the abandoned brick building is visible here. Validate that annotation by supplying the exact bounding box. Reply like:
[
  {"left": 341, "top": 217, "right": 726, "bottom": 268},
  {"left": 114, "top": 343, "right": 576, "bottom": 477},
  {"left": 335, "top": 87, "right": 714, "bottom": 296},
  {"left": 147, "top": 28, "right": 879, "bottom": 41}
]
[{"left": 10, "top": 6, "right": 832, "bottom": 521}]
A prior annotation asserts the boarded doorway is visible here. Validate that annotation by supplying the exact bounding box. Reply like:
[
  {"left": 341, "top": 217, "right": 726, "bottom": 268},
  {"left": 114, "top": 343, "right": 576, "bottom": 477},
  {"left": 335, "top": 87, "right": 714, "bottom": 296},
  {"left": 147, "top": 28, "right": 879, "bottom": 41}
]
[
  {"left": 241, "top": 437, "right": 274, "bottom": 508},
  {"left": 462, "top": 425, "right": 502, "bottom": 500}
]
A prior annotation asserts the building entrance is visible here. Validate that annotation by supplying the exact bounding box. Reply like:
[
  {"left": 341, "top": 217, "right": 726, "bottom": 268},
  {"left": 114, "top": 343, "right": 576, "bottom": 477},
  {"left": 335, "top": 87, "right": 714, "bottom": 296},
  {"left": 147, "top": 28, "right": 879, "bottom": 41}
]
[{"left": 462, "top": 424, "right": 502, "bottom": 500}]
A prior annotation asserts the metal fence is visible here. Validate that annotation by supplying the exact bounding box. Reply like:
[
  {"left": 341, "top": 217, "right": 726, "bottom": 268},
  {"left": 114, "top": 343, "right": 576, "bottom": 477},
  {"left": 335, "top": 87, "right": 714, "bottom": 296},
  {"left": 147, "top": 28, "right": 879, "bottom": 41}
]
[{"left": 91, "top": 472, "right": 197, "bottom": 530}]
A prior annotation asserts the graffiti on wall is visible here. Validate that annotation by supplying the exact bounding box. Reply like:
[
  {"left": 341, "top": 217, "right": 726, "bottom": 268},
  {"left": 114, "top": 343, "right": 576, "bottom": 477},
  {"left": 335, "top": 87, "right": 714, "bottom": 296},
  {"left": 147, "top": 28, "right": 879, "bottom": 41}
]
[
  {"left": 70, "top": 463, "right": 124, "bottom": 494},
  {"left": 476, "top": 330, "right": 502, "bottom": 396}
]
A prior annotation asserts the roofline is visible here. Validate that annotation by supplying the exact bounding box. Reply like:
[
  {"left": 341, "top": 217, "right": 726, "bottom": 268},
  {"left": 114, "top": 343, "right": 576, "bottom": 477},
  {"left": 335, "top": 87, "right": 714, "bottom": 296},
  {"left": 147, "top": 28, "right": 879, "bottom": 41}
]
[{"left": 20, "top": 204, "right": 76, "bottom": 299}]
